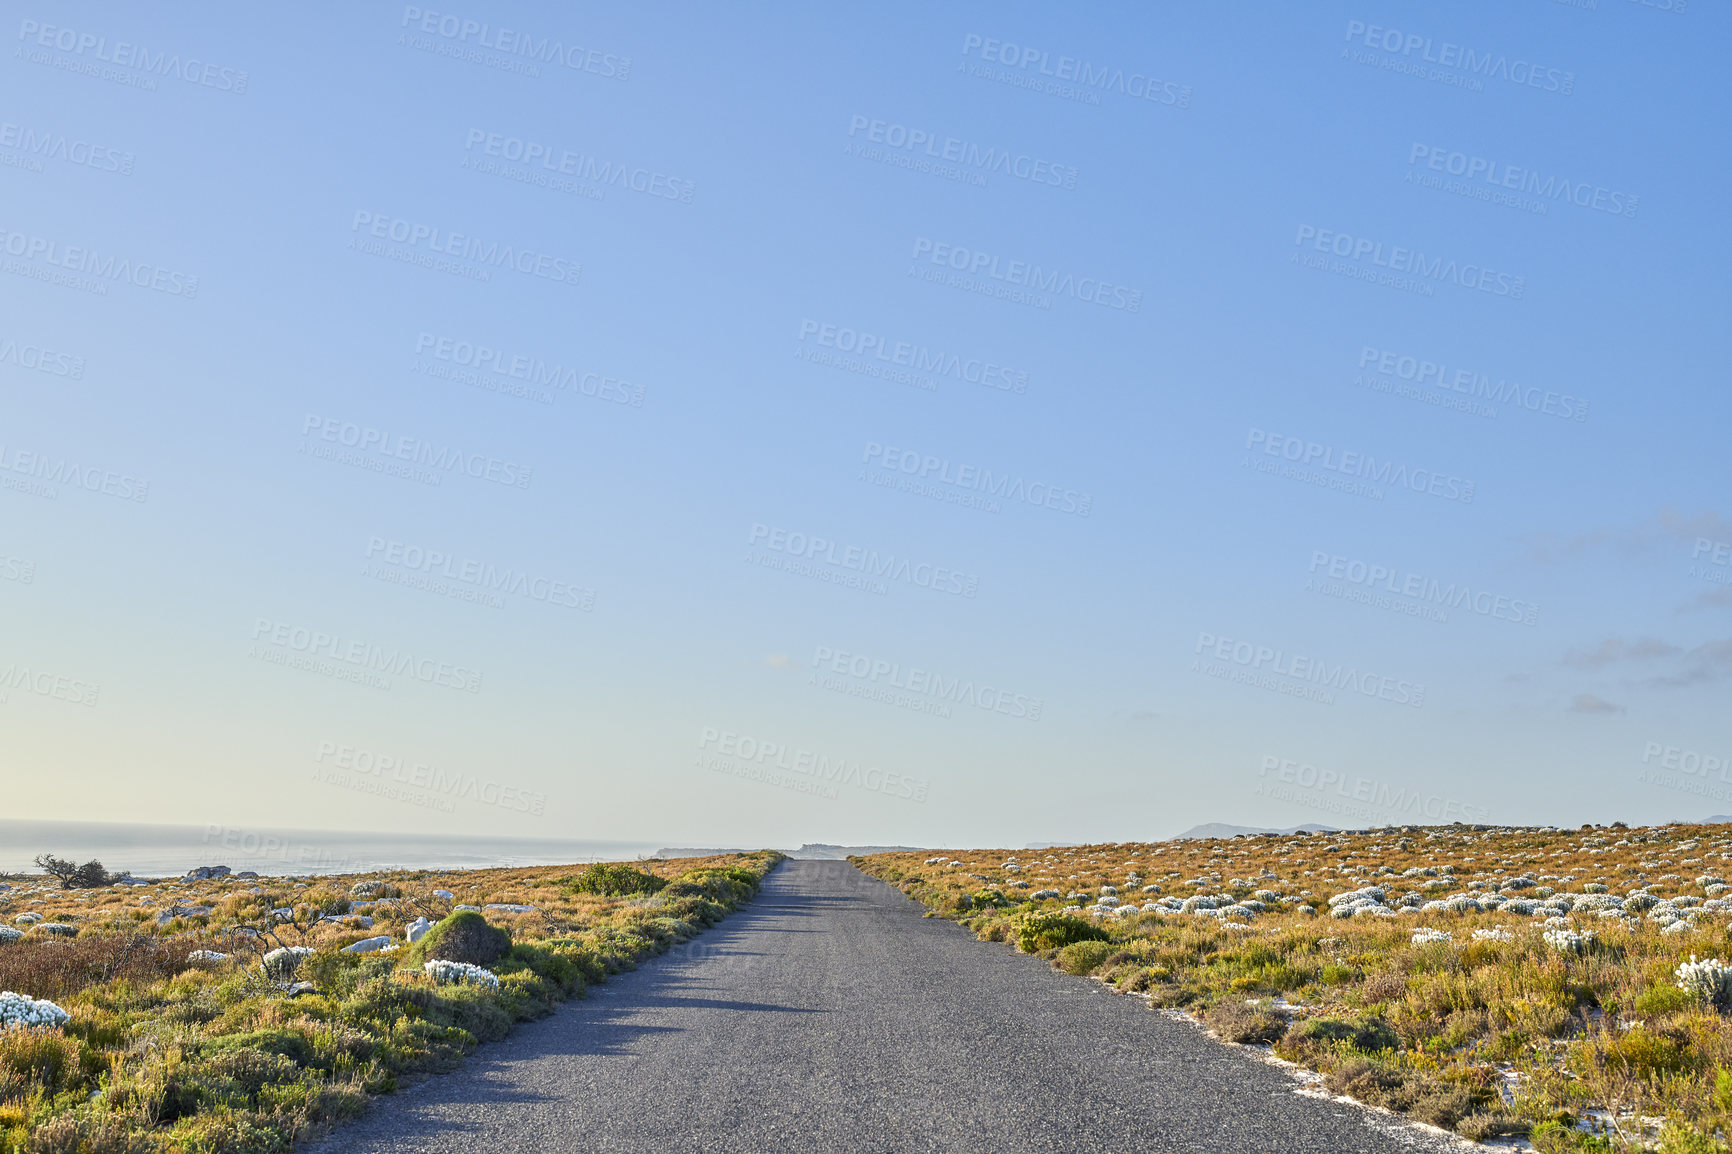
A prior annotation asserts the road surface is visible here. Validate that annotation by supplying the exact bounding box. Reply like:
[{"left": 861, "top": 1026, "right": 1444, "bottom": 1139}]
[{"left": 312, "top": 860, "right": 1459, "bottom": 1153}]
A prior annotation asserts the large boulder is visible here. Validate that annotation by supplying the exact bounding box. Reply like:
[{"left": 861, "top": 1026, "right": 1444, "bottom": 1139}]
[
  {"left": 404, "top": 916, "right": 433, "bottom": 943},
  {"left": 341, "top": 936, "right": 396, "bottom": 954},
  {"left": 416, "top": 910, "right": 511, "bottom": 966},
  {"left": 185, "top": 866, "right": 231, "bottom": 881}
]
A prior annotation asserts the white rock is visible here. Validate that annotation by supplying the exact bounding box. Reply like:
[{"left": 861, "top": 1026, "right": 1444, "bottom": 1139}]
[
  {"left": 342, "top": 936, "right": 396, "bottom": 954},
  {"left": 405, "top": 916, "right": 433, "bottom": 943}
]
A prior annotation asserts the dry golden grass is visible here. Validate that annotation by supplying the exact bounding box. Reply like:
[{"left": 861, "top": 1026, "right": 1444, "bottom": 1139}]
[{"left": 859, "top": 822, "right": 1732, "bottom": 1152}]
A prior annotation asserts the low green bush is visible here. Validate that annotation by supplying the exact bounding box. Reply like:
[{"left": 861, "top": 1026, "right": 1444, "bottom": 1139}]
[
  {"left": 1016, "top": 912, "right": 1109, "bottom": 953},
  {"left": 1055, "top": 939, "right": 1116, "bottom": 976}
]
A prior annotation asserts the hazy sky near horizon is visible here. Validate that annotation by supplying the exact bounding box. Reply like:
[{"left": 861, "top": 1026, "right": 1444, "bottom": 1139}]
[{"left": 3, "top": 1, "right": 1729, "bottom": 852}]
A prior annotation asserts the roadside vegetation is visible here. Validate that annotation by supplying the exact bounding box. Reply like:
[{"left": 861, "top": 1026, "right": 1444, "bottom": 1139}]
[
  {"left": 858, "top": 823, "right": 1732, "bottom": 1152},
  {"left": 0, "top": 851, "right": 780, "bottom": 1152}
]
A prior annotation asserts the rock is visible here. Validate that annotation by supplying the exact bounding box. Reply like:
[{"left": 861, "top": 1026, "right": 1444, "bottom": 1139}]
[
  {"left": 235, "top": 871, "right": 259, "bottom": 879},
  {"left": 453, "top": 904, "right": 481, "bottom": 912},
  {"left": 341, "top": 936, "right": 396, "bottom": 954},
  {"left": 483, "top": 903, "right": 537, "bottom": 914},
  {"left": 114, "top": 877, "right": 152, "bottom": 887},
  {"left": 271, "top": 907, "right": 294, "bottom": 921},
  {"left": 36, "top": 923, "right": 77, "bottom": 937},
  {"left": 433, "top": 889, "right": 455, "bottom": 901},
  {"left": 184, "top": 866, "right": 231, "bottom": 881},
  {"left": 405, "top": 917, "right": 433, "bottom": 943}
]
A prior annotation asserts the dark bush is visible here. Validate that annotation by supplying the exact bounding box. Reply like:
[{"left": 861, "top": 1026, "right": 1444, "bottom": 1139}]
[
  {"left": 414, "top": 911, "right": 511, "bottom": 966},
  {"left": 31, "top": 854, "right": 111, "bottom": 889},
  {"left": 566, "top": 863, "right": 669, "bottom": 897}
]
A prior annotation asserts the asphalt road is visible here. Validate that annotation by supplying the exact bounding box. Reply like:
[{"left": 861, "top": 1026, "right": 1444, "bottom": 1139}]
[{"left": 312, "top": 860, "right": 1459, "bottom": 1154}]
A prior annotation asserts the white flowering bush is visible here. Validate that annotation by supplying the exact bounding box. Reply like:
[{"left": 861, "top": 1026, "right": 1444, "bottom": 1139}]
[
  {"left": 13, "top": 913, "right": 41, "bottom": 925},
  {"left": 186, "top": 950, "right": 229, "bottom": 962},
  {"left": 1675, "top": 955, "right": 1732, "bottom": 1005},
  {"left": 262, "top": 946, "right": 315, "bottom": 980},
  {"left": 1544, "top": 928, "right": 1597, "bottom": 955},
  {"left": 35, "top": 923, "right": 77, "bottom": 937},
  {"left": 424, "top": 960, "right": 500, "bottom": 990},
  {"left": 0, "top": 927, "right": 21, "bottom": 945},
  {"left": 1411, "top": 929, "right": 1452, "bottom": 945},
  {"left": 0, "top": 990, "right": 70, "bottom": 1030},
  {"left": 1473, "top": 928, "right": 1512, "bottom": 941}
]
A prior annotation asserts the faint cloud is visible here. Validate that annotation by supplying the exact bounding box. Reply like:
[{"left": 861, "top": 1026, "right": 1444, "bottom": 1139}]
[
  {"left": 1127, "top": 709, "right": 1159, "bottom": 722},
  {"left": 1680, "top": 587, "right": 1732, "bottom": 613},
  {"left": 1647, "top": 639, "right": 1732, "bottom": 688},
  {"left": 1524, "top": 508, "right": 1732, "bottom": 563},
  {"left": 765, "top": 653, "right": 802, "bottom": 670},
  {"left": 1562, "top": 637, "right": 1681, "bottom": 670},
  {"left": 1569, "top": 694, "right": 1624, "bottom": 715}
]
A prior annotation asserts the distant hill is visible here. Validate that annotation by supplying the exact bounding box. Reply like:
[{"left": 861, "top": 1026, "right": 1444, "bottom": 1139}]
[
  {"left": 1170, "top": 822, "right": 1337, "bottom": 841},
  {"left": 787, "top": 843, "right": 924, "bottom": 859},
  {"left": 1024, "top": 842, "right": 1080, "bottom": 849},
  {"left": 654, "top": 844, "right": 926, "bottom": 860}
]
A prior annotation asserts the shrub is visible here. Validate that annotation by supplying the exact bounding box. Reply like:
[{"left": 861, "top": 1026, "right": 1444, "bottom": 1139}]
[
  {"left": 566, "top": 863, "right": 668, "bottom": 897},
  {"left": 1016, "top": 912, "right": 1109, "bottom": 953},
  {"left": 414, "top": 911, "right": 511, "bottom": 966},
  {"left": 1205, "top": 1000, "right": 1287, "bottom": 1044},
  {"left": 424, "top": 960, "right": 501, "bottom": 990},
  {"left": 1055, "top": 940, "right": 1115, "bottom": 976},
  {"left": 31, "top": 854, "right": 111, "bottom": 889},
  {"left": 1283, "top": 1016, "right": 1399, "bottom": 1056}
]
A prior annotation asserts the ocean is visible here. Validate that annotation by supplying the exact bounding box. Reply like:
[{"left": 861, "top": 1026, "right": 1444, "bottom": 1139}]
[{"left": 0, "top": 819, "right": 664, "bottom": 878}]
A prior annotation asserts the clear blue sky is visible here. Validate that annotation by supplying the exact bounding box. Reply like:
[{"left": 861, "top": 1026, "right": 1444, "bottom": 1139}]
[{"left": 3, "top": 0, "right": 1728, "bottom": 849}]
